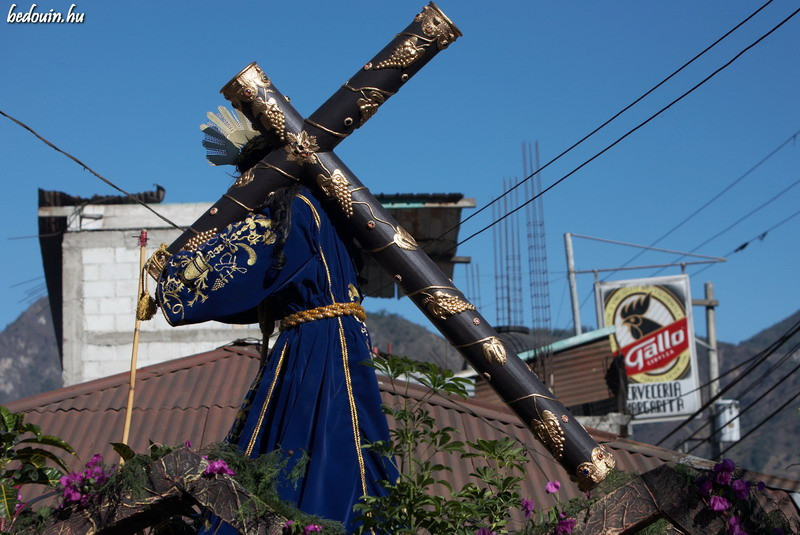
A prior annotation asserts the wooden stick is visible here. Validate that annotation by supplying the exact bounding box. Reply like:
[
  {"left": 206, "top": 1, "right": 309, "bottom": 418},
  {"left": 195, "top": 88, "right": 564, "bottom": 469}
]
[{"left": 120, "top": 230, "right": 148, "bottom": 463}]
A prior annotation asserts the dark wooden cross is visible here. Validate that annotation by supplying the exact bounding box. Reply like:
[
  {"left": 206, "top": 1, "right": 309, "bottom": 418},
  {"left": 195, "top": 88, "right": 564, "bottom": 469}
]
[{"left": 160, "top": 2, "right": 614, "bottom": 490}]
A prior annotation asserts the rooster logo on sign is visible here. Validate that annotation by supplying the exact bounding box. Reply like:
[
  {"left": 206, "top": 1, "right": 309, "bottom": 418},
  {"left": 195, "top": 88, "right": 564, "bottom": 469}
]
[{"left": 620, "top": 294, "right": 663, "bottom": 340}]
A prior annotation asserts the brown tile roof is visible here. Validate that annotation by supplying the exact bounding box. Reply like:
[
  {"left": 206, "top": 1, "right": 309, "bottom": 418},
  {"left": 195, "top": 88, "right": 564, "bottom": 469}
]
[{"left": 6, "top": 344, "right": 799, "bottom": 521}]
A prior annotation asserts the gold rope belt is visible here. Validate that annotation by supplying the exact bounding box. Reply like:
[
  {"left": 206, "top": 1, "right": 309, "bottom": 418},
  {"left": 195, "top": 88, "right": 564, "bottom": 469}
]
[{"left": 279, "top": 302, "right": 366, "bottom": 331}]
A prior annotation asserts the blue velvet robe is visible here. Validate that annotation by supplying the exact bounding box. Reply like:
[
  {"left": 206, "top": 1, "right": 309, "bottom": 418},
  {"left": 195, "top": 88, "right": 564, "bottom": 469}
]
[{"left": 157, "top": 190, "right": 397, "bottom": 531}]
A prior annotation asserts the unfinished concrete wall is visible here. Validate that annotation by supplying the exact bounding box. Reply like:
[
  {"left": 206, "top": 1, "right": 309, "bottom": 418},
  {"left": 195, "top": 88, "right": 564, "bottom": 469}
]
[{"left": 48, "top": 202, "right": 263, "bottom": 386}]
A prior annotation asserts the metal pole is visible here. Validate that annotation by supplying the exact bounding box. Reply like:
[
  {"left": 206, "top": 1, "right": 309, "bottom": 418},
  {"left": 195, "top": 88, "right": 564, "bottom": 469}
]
[
  {"left": 564, "top": 232, "right": 582, "bottom": 335},
  {"left": 705, "top": 282, "right": 721, "bottom": 459}
]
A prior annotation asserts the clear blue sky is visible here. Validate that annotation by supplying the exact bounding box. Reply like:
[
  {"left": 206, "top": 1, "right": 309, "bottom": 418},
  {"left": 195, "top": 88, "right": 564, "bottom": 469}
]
[{"left": 1, "top": 1, "right": 798, "bottom": 346}]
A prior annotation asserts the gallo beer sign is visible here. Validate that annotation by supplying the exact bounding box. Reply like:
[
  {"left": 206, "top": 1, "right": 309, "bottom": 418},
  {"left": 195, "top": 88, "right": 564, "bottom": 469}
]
[{"left": 595, "top": 275, "right": 701, "bottom": 423}]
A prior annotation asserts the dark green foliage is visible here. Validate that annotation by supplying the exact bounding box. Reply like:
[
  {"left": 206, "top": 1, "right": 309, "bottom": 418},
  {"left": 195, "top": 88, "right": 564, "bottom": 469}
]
[{"left": 0, "top": 406, "right": 75, "bottom": 525}]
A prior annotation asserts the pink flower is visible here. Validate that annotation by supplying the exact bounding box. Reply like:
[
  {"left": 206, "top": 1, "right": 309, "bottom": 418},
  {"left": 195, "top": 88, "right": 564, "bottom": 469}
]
[
  {"left": 203, "top": 459, "right": 235, "bottom": 477},
  {"left": 555, "top": 513, "right": 577, "bottom": 534},
  {"left": 282, "top": 520, "right": 295, "bottom": 534},
  {"left": 545, "top": 480, "right": 561, "bottom": 494},
  {"left": 728, "top": 515, "right": 748, "bottom": 535},
  {"left": 715, "top": 470, "right": 732, "bottom": 486},
  {"left": 732, "top": 478, "right": 749, "bottom": 500},
  {"left": 709, "top": 495, "right": 730, "bottom": 512},
  {"left": 521, "top": 497, "right": 535, "bottom": 519},
  {"left": 85, "top": 454, "right": 103, "bottom": 469},
  {"left": 696, "top": 475, "right": 713, "bottom": 497},
  {"left": 713, "top": 458, "right": 736, "bottom": 473},
  {"left": 303, "top": 525, "right": 322, "bottom": 534}
]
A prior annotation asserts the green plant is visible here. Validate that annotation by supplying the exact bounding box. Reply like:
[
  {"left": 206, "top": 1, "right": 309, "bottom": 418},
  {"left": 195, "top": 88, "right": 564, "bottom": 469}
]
[
  {"left": 354, "top": 354, "right": 530, "bottom": 534},
  {"left": 0, "top": 406, "right": 75, "bottom": 531}
]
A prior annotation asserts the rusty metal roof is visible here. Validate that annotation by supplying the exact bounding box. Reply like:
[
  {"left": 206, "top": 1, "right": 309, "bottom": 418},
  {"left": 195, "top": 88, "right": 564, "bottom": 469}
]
[{"left": 6, "top": 344, "right": 799, "bottom": 522}]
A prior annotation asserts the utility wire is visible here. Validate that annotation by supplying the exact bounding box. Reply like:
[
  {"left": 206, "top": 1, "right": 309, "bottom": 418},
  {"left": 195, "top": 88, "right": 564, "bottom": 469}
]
[
  {"left": 423, "top": 0, "right": 778, "bottom": 254},
  {"left": 684, "top": 344, "right": 800, "bottom": 454},
  {"left": 692, "top": 204, "right": 800, "bottom": 277},
  {"left": 604, "top": 129, "right": 799, "bottom": 281},
  {"left": 652, "top": 175, "right": 800, "bottom": 276},
  {"left": 656, "top": 316, "right": 800, "bottom": 446},
  {"left": 0, "top": 110, "right": 184, "bottom": 231},
  {"left": 718, "top": 389, "right": 800, "bottom": 457},
  {"left": 450, "top": 6, "right": 800, "bottom": 255},
  {"left": 680, "top": 337, "right": 800, "bottom": 450}
]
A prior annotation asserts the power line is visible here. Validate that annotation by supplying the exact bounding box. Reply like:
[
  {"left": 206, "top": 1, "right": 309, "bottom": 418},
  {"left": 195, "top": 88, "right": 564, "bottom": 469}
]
[
  {"left": 0, "top": 110, "right": 183, "bottom": 231},
  {"left": 680, "top": 337, "right": 800, "bottom": 451},
  {"left": 451, "top": 6, "right": 800, "bottom": 255},
  {"left": 684, "top": 344, "right": 800, "bottom": 455},
  {"left": 718, "top": 389, "right": 800, "bottom": 457},
  {"left": 692, "top": 204, "right": 800, "bottom": 277},
  {"left": 656, "top": 316, "right": 800, "bottom": 446},
  {"left": 423, "top": 0, "right": 779, "bottom": 254},
  {"left": 604, "top": 129, "right": 799, "bottom": 281},
  {"left": 651, "top": 174, "right": 800, "bottom": 276}
]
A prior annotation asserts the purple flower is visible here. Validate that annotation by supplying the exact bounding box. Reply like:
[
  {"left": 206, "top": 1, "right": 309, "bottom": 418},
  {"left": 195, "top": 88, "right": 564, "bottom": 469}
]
[
  {"left": 709, "top": 495, "right": 730, "bottom": 512},
  {"left": 85, "top": 454, "right": 103, "bottom": 469},
  {"left": 715, "top": 469, "right": 732, "bottom": 486},
  {"left": 696, "top": 475, "right": 713, "bottom": 497},
  {"left": 728, "top": 515, "right": 748, "bottom": 535},
  {"left": 713, "top": 458, "right": 736, "bottom": 473},
  {"left": 475, "top": 528, "right": 496, "bottom": 535},
  {"left": 184, "top": 440, "right": 192, "bottom": 449},
  {"left": 732, "top": 478, "right": 749, "bottom": 500},
  {"left": 282, "top": 520, "right": 294, "bottom": 534},
  {"left": 545, "top": 480, "right": 561, "bottom": 494},
  {"left": 756, "top": 481, "right": 766, "bottom": 492},
  {"left": 521, "top": 497, "right": 535, "bottom": 519},
  {"left": 555, "top": 513, "right": 577, "bottom": 535},
  {"left": 203, "top": 459, "right": 235, "bottom": 477},
  {"left": 303, "top": 525, "right": 322, "bottom": 534}
]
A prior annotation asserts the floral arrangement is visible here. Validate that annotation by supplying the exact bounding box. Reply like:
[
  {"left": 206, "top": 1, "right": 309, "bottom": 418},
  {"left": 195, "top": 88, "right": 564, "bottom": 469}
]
[
  {"left": 694, "top": 458, "right": 791, "bottom": 535},
  {"left": 58, "top": 454, "right": 113, "bottom": 508}
]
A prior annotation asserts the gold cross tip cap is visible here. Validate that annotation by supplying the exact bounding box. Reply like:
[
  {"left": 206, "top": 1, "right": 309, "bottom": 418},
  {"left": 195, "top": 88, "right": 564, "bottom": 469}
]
[
  {"left": 421, "top": 2, "right": 462, "bottom": 45},
  {"left": 220, "top": 62, "right": 272, "bottom": 102}
]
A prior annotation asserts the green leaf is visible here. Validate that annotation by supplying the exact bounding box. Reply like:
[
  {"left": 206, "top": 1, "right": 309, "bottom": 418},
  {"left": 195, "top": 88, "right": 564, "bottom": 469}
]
[
  {"left": 0, "top": 480, "right": 17, "bottom": 521},
  {"left": 14, "top": 447, "right": 70, "bottom": 472},
  {"left": 19, "top": 434, "right": 75, "bottom": 455},
  {"left": 9, "top": 466, "right": 64, "bottom": 487},
  {"left": 111, "top": 442, "right": 136, "bottom": 462}
]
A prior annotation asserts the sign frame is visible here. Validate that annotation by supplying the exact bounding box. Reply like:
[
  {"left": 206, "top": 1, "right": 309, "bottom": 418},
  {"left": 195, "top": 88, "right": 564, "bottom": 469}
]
[{"left": 595, "top": 274, "right": 702, "bottom": 424}]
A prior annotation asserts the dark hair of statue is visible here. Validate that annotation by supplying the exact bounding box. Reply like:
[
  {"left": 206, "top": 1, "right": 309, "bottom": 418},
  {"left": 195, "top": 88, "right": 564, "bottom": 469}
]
[{"left": 234, "top": 135, "right": 364, "bottom": 278}]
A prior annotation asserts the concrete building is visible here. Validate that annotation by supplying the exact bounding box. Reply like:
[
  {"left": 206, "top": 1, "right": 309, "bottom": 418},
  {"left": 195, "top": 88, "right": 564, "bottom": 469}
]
[{"left": 39, "top": 194, "right": 263, "bottom": 386}]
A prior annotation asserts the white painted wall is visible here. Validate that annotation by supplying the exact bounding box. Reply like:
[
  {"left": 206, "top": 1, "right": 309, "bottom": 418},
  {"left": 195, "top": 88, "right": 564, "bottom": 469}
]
[{"left": 43, "top": 203, "right": 264, "bottom": 386}]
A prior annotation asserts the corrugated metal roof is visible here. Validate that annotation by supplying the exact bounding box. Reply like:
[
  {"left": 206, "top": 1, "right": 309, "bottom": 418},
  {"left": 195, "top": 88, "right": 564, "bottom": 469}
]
[{"left": 6, "top": 344, "right": 799, "bottom": 523}]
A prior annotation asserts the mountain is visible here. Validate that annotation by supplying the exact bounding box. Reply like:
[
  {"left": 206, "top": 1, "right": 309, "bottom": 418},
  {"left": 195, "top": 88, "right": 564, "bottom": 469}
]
[{"left": 0, "top": 297, "right": 62, "bottom": 404}]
